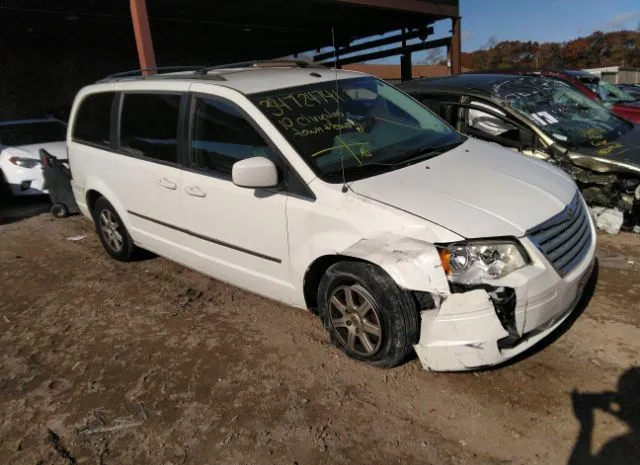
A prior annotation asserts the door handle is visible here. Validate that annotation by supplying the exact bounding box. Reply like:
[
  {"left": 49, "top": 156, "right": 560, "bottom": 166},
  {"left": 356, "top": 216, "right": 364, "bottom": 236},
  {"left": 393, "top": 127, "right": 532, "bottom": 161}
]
[
  {"left": 185, "top": 186, "right": 207, "bottom": 198},
  {"left": 157, "top": 178, "right": 177, "bottom": 190}
]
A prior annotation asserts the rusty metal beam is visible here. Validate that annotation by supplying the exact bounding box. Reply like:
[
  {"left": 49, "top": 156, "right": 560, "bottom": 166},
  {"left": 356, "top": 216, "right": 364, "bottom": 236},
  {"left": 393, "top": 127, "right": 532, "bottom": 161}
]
[
  {"left": 314, "top": 26, "right": 433, "bottom": 62},
  {"left": 322, "top": 36, "right": 451, "bottom": 67},
  {"left": 450, "top": 16, "right": 461, "bottom": 74},
  {"left": 334, "top": 0, "right": 459, "bottom": 17},
  {"left": 129, "top": 0, "right": 157, "bottom": 74}
]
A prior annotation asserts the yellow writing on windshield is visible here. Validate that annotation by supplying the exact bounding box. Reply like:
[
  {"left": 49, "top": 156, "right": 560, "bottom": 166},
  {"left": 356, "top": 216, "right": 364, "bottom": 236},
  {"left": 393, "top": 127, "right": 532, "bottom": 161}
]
[
  {"left": 310, "top": 140, "right": 372, "bottom": 162},
  {"left": 579, "top": 128, "right": 611, "bottom": 148},
  {"left": 275, "top": 108, "right": 365, "bottom": 138},
  {"left": 258, "top": 89, "right": 344, "bottom": 117},
  {"left": 596, "top": 142, "right": 624, "bottom": 155}
]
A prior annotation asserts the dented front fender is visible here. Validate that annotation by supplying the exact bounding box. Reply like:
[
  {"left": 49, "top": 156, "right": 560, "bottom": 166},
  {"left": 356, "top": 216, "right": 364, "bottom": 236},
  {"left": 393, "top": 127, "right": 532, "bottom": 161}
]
[{"left": 341, "top": 232, "right": 450, "bottom": 299}]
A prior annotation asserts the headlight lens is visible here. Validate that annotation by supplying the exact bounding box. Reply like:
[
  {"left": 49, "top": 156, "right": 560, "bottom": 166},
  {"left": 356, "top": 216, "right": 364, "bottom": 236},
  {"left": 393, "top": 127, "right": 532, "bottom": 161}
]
[
  {"left": 9, "top": 157, "right": 41, "bottom": 169},
  {"left": 438, "top": 241, "right": 528, "bottom": 283}
]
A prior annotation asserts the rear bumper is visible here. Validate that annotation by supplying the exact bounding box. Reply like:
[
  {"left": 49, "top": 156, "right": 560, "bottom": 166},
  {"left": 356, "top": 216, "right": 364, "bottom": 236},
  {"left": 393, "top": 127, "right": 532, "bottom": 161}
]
[
  {"left": 414, "top": 227, "right": 597, "bottom": 372},
  {"left": 4, "top": 165, "right": 47, "bottom": 196}
]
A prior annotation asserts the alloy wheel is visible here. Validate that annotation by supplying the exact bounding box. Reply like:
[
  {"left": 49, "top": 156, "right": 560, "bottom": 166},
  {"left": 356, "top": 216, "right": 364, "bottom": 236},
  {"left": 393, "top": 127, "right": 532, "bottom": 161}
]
[{"left": 329, "top": 284, "right": 383, "bottom": 357}]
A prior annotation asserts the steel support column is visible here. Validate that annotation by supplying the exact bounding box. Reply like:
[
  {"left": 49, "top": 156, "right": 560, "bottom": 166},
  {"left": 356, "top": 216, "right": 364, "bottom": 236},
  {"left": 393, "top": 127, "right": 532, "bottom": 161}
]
[
  {"left": 130, "top": 0, "right": 157, "bottom": 74},
  {"left": 400, "top": 28, "right": 412, "bottom": 81},
  {"left": 450, "top": 16, "right": 462, "bottom": 75}
]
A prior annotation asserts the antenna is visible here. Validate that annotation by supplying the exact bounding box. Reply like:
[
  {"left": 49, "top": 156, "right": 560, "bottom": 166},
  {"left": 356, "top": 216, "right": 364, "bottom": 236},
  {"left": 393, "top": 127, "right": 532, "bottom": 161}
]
[{"left": 331, "top": 27, "right": 348, "bottom": 194}]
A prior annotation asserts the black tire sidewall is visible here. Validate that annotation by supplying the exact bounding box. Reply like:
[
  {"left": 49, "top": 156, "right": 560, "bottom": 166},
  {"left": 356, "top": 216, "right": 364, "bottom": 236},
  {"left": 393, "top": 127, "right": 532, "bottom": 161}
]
[
  {"left": 0, "top": 170, "right": 11, "bottom": 204},
  {"left": 92, "top": 197, "right": 136, "bottom": 261},
  {"left": 318, "top": 261, "right": 419, "bottom": 368},
  {"left": 51, "top": 204, "right": 68, "bottom": 218}
]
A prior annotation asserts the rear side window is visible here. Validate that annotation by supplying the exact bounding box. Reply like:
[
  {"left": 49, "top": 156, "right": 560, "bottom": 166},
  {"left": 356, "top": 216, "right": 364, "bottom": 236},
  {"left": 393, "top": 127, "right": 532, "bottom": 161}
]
[
  {"left": 119, "top": 93, "right": 181, "bottom": 164},
  {"left": 72, "top": 92, "right": 115, "bottom": 146}
]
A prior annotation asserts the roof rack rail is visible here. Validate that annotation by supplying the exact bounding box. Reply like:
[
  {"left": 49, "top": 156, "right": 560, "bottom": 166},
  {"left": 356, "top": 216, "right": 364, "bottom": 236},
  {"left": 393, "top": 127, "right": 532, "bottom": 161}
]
[
  {"left": 97, "top": 60, "right": 330, "bottom": 83},
  {"left": 194, "top": 59, "right": 328, "bottom": 75},
  {"left": 98, "top": 66, "right": 205, "bottom": 82}
]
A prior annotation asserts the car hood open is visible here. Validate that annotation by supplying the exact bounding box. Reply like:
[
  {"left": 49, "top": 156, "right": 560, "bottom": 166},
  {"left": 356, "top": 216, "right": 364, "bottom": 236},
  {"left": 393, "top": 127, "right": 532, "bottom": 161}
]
[{"left": 349, "top": 138, "right": 578, "bottom": 239}]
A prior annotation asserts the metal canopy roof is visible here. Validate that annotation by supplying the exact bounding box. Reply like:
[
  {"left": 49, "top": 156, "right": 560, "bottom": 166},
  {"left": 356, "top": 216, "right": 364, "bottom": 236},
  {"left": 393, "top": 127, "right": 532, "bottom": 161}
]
[
  {"left": 0, "top": 0, "right": 460, "bottom": 120},
  {"left": 1, "top": 0, "right": 459, "bottom": 64}
]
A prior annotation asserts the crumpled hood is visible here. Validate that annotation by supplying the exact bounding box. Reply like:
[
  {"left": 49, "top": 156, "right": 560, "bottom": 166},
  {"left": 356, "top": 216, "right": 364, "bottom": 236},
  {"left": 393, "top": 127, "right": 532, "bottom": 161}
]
[
  {"left": 349, "top": 138, "right": 578, "bottom": 238},
  {"left": 1, "top": 141, "right": 67, "bottom": 160}
]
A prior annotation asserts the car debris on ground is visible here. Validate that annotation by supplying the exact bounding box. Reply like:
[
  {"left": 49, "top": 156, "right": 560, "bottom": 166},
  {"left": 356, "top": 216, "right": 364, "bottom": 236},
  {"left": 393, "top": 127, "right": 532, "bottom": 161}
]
[{"left": 591, "top": 207, "right": 624, "bottom": 235}]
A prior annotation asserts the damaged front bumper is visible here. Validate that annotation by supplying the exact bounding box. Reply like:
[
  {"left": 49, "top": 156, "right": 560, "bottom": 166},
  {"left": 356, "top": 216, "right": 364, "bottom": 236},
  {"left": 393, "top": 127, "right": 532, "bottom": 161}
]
[{"left": 413, "top": 239, "right": 597, "bottom": 372}]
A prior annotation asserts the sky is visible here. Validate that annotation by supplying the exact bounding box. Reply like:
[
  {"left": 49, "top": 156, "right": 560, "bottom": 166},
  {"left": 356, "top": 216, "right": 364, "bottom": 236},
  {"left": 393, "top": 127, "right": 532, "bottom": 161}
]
[{"left": 362, "top": 0, "right": 640, "bottom": 64}]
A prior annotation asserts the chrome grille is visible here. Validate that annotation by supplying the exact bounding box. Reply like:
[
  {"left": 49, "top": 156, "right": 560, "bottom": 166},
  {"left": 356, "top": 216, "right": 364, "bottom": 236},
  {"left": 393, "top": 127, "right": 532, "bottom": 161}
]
[{"left": 527, "top": 192, "right": 593, "bottom": 277}]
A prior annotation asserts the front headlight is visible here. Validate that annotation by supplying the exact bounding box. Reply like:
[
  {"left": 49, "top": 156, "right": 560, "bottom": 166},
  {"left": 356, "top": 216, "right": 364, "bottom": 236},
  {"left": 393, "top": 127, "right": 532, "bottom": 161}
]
[
  {"left": 438, "top": 241, "right": 529, "bottom": 284},
  {"left": 9, "top": 157, "right": 41, "bottom": 169}
]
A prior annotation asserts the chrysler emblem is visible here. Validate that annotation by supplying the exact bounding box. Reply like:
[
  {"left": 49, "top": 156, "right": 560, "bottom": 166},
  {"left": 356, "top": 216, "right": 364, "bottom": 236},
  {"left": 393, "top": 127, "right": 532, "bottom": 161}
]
[{"left": 567, "top": 206, "right": 575, "bottom": 219}]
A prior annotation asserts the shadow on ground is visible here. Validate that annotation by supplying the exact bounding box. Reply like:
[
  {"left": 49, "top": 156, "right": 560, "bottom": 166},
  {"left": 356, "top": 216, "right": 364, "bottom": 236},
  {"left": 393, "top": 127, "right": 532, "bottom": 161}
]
[
  {"left": 567, "top": 366, "right": 640, "bottom": 464},
  {"left": 0, "top": 195, "right": 52, "bottom": 225}
]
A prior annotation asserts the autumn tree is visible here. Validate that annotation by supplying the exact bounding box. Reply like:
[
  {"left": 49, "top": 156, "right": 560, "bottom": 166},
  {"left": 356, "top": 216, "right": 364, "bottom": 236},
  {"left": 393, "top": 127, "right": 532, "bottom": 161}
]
[{"left": 461, "top": 30, "right": 640, "bottom": 70}]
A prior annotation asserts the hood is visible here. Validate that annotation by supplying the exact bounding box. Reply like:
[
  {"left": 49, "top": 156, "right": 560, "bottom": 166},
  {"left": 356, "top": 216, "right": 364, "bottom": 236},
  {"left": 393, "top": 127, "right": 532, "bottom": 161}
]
[
  {"left": 1, "top": 141, "right": 67, "bottom": 160},
  {"left": 571, "top": 124, "right": 640, "bottom": 172},
  {"left": 349, "top": 138, "right": 577, "bottom": 239}
]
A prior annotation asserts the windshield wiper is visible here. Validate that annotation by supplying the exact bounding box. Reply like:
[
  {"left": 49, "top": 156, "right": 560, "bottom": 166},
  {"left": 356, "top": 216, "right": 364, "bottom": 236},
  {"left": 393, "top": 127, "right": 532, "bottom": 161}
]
[
  {"left": 323, "top": 162, "right": 397, "bottom": 181},
  {"left": 392, "top": 139, "right": 465, "bottom": 167}
]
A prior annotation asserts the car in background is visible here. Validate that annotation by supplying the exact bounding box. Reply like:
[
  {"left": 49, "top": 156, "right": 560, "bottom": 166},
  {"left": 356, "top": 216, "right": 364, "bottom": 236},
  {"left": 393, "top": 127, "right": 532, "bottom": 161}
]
[
  {"left": 615, "top": 83, "right": 640, "bottom": 100},
  {"left": 589, "top": 79, "right": 640, "bottom": 108},
  {"left": 398, "top": 73, "right": 640, "bottom": 229},
  {"left": 466, "top": 69, "right": 640, "bottom": 123},
  {"left": 0, "top": 118, "right": 68, "bottom": 198}
]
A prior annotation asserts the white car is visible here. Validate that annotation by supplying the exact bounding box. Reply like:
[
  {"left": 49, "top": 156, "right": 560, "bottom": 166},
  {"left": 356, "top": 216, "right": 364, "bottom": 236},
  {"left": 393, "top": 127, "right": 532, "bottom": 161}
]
[
  {"left": 0, "top": 118, "right": 68, "bottom": 197},
  {"left": 66, "top": 61, "right": 597, "bottom": 371}
]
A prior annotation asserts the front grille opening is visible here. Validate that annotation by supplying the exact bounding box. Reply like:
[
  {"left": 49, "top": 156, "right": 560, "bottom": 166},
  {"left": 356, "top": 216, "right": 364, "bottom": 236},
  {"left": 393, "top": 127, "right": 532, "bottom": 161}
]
[{"left": 527, "top": 192, "right": 592, "bottom": 277}]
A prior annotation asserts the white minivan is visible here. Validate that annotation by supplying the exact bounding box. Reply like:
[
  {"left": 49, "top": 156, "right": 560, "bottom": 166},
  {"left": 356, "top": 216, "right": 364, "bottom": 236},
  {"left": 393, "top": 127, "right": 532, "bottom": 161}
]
[{"left": 67, "top": 61, "right": 597, "bottom": 371}]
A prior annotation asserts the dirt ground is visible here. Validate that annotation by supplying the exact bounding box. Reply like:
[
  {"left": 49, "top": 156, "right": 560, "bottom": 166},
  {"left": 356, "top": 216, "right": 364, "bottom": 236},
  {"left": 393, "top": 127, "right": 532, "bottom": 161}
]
[{"left": 1, "top": 197, "right": 639, "bottom": 465}]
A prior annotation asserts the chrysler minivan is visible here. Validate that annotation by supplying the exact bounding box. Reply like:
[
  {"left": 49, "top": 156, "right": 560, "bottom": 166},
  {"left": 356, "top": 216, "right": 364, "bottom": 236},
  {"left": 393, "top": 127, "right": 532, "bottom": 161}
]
[{"left": 67, "top": 61, "right": 597, "bottom": 371}]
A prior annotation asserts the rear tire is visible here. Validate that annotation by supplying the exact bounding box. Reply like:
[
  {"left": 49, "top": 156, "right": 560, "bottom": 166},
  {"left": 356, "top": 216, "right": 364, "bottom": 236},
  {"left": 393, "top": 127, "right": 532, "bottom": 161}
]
[
  {"left": 92, "top": 197, "right": 138, "bottom": 261},
  {"left": 318, "top": 261, "right": 420, "bottom": 368},
  {"left": 0, "top": 170, "right": 11, "bottom": 204}
]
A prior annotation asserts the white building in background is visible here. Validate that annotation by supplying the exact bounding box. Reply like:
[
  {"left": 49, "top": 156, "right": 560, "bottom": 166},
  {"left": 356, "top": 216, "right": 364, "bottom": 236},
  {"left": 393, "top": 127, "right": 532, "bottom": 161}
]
[{"left": 583, "top": 66, "right": 640, "bottom": 84}]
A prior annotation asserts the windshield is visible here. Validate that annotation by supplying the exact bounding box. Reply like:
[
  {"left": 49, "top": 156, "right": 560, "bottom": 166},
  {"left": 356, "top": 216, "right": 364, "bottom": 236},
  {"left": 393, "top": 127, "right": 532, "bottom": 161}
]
[
  {"left": 493, "top": 77, "right": 631, "bottom": 149},
  {"left": 249, "top": 76, "right": 462, "bottom": 182},
  {"left": 0, "top": 121, "right": 67, "bottom": 146}
]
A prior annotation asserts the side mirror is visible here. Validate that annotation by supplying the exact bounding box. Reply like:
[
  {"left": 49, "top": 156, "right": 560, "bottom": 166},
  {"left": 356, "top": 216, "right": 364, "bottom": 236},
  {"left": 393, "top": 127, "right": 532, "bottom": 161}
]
[{"left": 232, "top": 157, "right": 279, "bottom": 188}]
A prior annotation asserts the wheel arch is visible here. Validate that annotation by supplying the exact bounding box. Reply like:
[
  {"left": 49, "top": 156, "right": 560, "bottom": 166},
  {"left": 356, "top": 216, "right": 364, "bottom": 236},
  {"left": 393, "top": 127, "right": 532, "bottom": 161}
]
[
  {"left": 86, "top": 189, "right": 102, "bottom": 214},
  {"left": 82, "top": 177, "right": 131, "bottom": 230},
  {"left": 303, "top": 254, "right": 365, "bottom": 313},
  {"left": 302, "top": 232, "right": 451, "bottom": 312}
]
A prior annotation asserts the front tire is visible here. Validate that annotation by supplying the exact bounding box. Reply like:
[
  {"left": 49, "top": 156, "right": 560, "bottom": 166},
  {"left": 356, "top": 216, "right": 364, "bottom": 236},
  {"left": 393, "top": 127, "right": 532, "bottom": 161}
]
[
  {"left": 92, "top": 197, "right": 138, "bottom": 261},
  {"left": 318, "top": 261, "right": 420, "bottom": 368}
]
